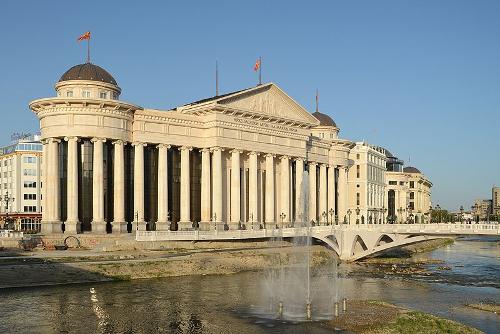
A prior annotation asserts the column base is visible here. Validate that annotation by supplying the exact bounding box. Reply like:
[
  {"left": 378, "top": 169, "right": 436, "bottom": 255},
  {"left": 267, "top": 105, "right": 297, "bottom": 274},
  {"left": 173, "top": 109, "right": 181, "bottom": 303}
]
[
  {"left": 215, "top": 222, "right": 226, "bottom": 231},
  {"left": 265, "top": 221, "right": 277, "bottom": 229},
  {"left": 228, "top": 221, "right": 241, "bottom": 230},
  {"left": 64, "top": 220, "right": 81, "bottom": 234},
  {"left": 41, "top": 220, "right": 63, "bottom": 234},
  {"left": 199, "top": 221, "right": 212, "bottom": 231},
  {"left": 112, "top": 221, "right": 128, "bottom": 233},
  {"left": 133, "top": 221, "right": 147, "bottom": 231},
  {"left": 155, "top": 221, "right": 171, "bottom": 231},
  {"left": 178, "top": 220, "right": 193, "bottom": 231},
  {"left": 249, "top": 221, "right": 261, "bottom": 230},
  {"left": 91, "top": 221, "right": 107, "bottom": 234}
]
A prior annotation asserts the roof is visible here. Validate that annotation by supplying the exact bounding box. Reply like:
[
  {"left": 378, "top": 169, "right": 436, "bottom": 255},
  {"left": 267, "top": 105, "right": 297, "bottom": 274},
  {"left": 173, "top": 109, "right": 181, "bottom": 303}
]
[
  {"left": 311, "top": 111, "right": 337, "bottom": 127},
  {"left": 403, "top": 166, "right": 421, "bottom": 174},
  {"left": 59, "top": 63, "right": 117, "bottom": 85}
]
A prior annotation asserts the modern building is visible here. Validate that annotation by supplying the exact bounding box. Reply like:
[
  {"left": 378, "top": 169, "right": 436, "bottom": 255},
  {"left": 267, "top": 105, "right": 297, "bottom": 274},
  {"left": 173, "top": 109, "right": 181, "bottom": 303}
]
[
  {"left": 29, "top": 62, "right": 362, "bottom": 234},
  {"left": 472, "top": 199, "right": 492, "bottom": 220},
  {"left": 0, "top": 134, "right": 43, "bottom": 231},
  {"left": 492, "top": 187, "right": 500, "bottom": 216},
  {"left": 385, "top": 150, "right": 432, "bottom": 223},
  {"left": 347, "top": 142, "right": 387, "bottom": 224}
]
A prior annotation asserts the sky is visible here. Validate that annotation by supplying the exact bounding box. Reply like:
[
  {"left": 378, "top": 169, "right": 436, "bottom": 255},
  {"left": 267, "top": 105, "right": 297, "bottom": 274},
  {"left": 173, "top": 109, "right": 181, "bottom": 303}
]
[{"left": 0, "top": 1, "right": 498, "bottom": 211}]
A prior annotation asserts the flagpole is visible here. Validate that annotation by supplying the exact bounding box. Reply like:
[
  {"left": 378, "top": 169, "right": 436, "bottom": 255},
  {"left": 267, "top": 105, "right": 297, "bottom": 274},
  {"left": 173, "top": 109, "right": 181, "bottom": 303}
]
[
  {"left": 316, "top": 89, "right": 319, "bottom": 112},
  {"left": 216, "top": 60, "right": 219, "bottom": 96},
  {"left": 87, "top": 36, "right": 90, "bottom": 63},
  {"left": 259, "top": 56, "right": 262, "bottom": 85}
]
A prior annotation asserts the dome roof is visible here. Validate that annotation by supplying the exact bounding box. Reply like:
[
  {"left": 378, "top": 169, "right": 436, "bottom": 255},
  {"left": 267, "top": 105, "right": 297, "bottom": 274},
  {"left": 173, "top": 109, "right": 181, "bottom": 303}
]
[
  {"left": 403, "top": 166, "right": 421, "bottom": 174},
  {"left": 312, "top": 111, "right": 337, "bottom": 127},
  {"left": 59, "top": 63, "right": 117, "bottom": 85}
]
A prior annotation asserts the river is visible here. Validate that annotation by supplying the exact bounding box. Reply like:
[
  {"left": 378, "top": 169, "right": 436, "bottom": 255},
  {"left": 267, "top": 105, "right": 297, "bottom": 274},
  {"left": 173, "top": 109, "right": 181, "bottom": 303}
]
[{"left": 0, "top": 236, "right": 498, "bottom": 333}]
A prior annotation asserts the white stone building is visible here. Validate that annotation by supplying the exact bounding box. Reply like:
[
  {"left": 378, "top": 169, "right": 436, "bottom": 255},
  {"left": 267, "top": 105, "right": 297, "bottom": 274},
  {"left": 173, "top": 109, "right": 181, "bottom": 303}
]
[
  {"left": 29, "top": 62, "right": 362, "bottom": 234},
  {"left": 0, "top": 135, "right": 43, "bottom": 231}
]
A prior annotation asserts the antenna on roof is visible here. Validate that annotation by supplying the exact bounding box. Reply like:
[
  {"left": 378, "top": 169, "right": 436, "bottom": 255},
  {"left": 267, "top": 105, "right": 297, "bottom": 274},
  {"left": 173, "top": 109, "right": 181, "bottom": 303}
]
[
  {"left": 215, "top": 60, "right": 219, "bottom": 96},
  {"left": 316, "top": 89, "right": 319, "bottom": 112}
]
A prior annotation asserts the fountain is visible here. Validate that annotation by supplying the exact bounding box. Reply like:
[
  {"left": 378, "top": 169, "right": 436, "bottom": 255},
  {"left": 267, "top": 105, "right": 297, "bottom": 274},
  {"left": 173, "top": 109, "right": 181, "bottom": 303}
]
[{"left": 256, "top": 170, "right": 343, "bottom": 322}]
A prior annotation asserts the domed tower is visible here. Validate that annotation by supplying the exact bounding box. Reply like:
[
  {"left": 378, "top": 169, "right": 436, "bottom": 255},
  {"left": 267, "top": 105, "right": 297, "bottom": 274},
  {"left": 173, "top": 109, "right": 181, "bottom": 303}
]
[
  {"left": 29, "top": 62, "right": 141, "bottom": 235},
  {"left": 311, "top": 111, "right": 340, "bottom": 140}
]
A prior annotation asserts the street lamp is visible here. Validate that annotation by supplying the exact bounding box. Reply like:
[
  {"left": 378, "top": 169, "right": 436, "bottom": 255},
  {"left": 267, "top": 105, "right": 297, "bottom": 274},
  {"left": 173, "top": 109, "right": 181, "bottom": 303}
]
[
  {"left": 355, "top": 207, "right": 360, "bottom": 224},
  {"left": 329, "top": 208, "right": 335, "bottom": 226},
  {"left": 382, "top": 207, "right": 387, "bottom": 225},
  {"left": 321, "top": 211, "right": 327, "bottom": 226},
  {"left": 280, "top": 212, "right": 286, "bottom": 229},
  {"left": 347, "top": 209, "right": 352, "bottom": 225},
  {"left": 459, "top": 205, "right": 464, "bottom": 224},
  {"left": 1, "top": 192, "right": 15, "bottom": 230},
  {"left": 436, "top": 204, "right": 442, "bottom": 223}
]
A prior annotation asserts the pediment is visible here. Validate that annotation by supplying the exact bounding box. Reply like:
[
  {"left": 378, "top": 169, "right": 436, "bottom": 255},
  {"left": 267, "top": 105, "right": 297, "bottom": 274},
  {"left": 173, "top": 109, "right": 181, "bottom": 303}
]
[{"left": 218, "top": 84, "right": 320, "bottom": 126}]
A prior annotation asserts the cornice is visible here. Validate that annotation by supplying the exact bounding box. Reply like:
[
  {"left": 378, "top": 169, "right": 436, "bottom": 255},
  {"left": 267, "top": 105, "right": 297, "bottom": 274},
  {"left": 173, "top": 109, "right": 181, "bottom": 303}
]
[{"left": 29, "top": 97, "right": 142, "bottom": 115}]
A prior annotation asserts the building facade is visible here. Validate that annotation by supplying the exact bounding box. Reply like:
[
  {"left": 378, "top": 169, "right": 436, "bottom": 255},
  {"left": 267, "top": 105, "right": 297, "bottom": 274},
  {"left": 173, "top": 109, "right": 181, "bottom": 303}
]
[
  {"left": 347, "top": 143, "right": 387, "bottom": 224},
  {"left": 472, "top": 199, "right": 492, "bottom": 220},
  {"left": 0, "top": 135, "right": 43, "bottom": 231},
  {"left": 492, "top": 187, "right": 500, "bottom": 216},
  {"left": 29, "top": 62, "right": 360, "bottom": 234}
]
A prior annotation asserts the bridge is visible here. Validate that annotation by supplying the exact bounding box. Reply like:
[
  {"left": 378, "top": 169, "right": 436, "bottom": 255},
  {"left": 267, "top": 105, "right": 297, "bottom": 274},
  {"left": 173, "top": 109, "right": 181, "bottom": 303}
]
[{"left": 136, "top": 223, "right": 498, "bottom": 261}]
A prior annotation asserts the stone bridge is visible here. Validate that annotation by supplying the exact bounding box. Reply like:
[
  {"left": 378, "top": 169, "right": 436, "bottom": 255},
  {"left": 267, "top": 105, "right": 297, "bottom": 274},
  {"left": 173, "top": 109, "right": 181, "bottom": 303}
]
[{"left": 136, "top": 223, "right": 499, "bottom": 261}]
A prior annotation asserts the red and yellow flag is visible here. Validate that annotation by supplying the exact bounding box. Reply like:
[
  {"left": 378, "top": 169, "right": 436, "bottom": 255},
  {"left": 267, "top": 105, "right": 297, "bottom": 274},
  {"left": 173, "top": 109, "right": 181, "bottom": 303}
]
[
  {"left": 253, "top": 58, "right": 260, "bottom": 72},
  {"left": 77, "top": 31, "right": 91, "bottom": 42}
]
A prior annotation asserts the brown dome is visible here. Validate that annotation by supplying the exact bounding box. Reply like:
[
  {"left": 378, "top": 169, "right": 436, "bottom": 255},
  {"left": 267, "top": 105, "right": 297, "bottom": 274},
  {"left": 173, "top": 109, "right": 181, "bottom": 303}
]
[
  {"left": 312, "top": 111, "right": 337, "bottom": 127},
  {"left": 404, "top": 166, "right": 421, "bottom": 174},
  {"left": 59, "top": 63, "right": 117, "bottom": 85}
]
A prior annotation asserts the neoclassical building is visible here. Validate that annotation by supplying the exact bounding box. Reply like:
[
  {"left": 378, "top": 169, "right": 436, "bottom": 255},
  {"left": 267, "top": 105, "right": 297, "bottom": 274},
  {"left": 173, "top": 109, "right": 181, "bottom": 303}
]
[{"left": 30, "top": 62, "right": 356, "bottom": 234}]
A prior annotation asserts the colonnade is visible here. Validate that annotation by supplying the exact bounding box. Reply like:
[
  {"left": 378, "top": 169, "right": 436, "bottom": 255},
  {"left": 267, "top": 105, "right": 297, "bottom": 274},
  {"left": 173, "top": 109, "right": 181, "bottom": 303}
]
[{"left": 41, "top": 137, "right": 349, "bottom": 234}]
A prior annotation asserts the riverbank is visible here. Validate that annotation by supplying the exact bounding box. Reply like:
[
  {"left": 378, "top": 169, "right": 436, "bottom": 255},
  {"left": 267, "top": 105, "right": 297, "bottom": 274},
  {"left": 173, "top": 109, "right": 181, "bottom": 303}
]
[{"left": 319, "top": 300, "right": 482, "bottom": 334}]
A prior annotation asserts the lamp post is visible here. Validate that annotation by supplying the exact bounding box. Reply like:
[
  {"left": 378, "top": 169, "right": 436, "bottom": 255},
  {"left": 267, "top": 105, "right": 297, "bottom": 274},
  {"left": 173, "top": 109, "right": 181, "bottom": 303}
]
[
  {"left": 347, "top": 209, "right": 352, "bottom": 225},
  {"left": 355, "top": 207, "right": 360, "bottom": 224},
  {"left": 329, "top": 208, "right": 335, "bottom": 226},
  {"left": 382, "top": 207, "right": 387, "bottom": 225},
  {"left": 279, "top": 212, "right": 286, "bottom": 229},
  {"left": 459, "top": 205, "right": 464, "bottom": 224},
  {"left": 213, "top": 213, "right": 217, "bottom": 230},
  {"left": 321, "top": 211, "right": 327, "bottom": 226},
  {"left": 1, "top": 192, "right": 15, "bottom": 230},
  {"left": 436, "top": 204, "right": 442, "bottom": 223}
]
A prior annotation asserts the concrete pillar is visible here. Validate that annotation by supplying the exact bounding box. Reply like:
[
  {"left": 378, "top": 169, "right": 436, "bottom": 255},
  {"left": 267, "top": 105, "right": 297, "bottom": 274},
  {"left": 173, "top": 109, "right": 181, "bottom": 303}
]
[
  {"left": 42, "top": 138, "right": 62, "bottom": 233},
  {"left": 280, "top": 155, "right": 290, "bottom": 227},
  {"left": 200, "top": 148, "right": 211, "bottom": 231},
  {"left": 64, "top": 136, "right": 80, "bottom": 234},
  {"left": 41, "top": 140, "right": 48, "bottom": 224},
  {"left": 265, "top": 154, "right": 275, "bottom": 228},
  {"left": 112, "top": 140, "right": 127, "bottom": 233},
  {"left": 248, "top": 152, "right": 259, "bottom": 229},
  {"left": 338, "top": 166, "right": 348, "bottom": 224},
  {"left": 319, "top": 163, "right": 327, "bottom": 225},
  {"left": 91, "top": 138, "right": 106, "bottom": 233},
  {"left": 211, "top": 147, "right": 223, "bottom": 230},
  {"left": 178, "top": 146, "right": 192, "bottom": 230},
  {"left": 308, "top": 162, "right": 317, "bottom": 224},
  {"left": 156, "top": 144, "right": 171, "bottom": 231},
  {"left": 133, "top": 142, "right": 146, "bottom": 231},
  {"left": 230, "top": 149, "right": 241, "bottom": 229},
  {"left": 328, "top": 165, "right": 336, "bottom": 224},
  {"left": 295, "top": 158, "right": 304, "bottom": 224}
]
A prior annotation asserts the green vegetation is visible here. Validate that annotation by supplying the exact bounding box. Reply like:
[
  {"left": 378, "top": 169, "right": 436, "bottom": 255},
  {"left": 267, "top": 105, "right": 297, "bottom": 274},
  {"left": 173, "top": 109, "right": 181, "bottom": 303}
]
[
  {"left": 466, "top": 303, "right": 499, "bottom": 314},
  {"left": 373, "top": 311, "right": 483, "bottom": 334}
]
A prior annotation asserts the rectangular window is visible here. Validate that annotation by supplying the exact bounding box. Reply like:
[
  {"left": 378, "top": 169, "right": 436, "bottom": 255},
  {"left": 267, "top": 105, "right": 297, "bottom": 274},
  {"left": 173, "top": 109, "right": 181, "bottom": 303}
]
[
  {"left": 24, "top": 181, "right": 37, "bottom": 188},
  {"left": 399, "top": 181, "right": 405, "bottom": 185},
  {"left": 389, "top": 181, "right": 397, "bottom": 185},
  {"left": 112, "top": 92, "right": 118, "bottom": 100},
  {"left": 409, "top": 192, "right": 415, "bottom": 199},
  {"left": 356, "top": 165, "right": 360, "bottom": 178},
  {"left": 66, "top": 91, "right": 73, "bottom": 97},
  {"left": 23, "top": 156, "right": 36, "bottom": 163},
  {"left": 410, "top": 181, "right": 415, "bottom": 188},
  {"left": 356, "top": 193, "right": 360, "bottom": 205},
  {"left": 23, "top": 194, "right": 37, "bottom": 200},
  {"left": 23, "top": 169, "right": 37, "bottom": 176},
  {"left": 99, "top": 91, "right": 107, "bottom": 99},
  {"left": 82, "top": 90, "right": 91, "bottom": 98}
]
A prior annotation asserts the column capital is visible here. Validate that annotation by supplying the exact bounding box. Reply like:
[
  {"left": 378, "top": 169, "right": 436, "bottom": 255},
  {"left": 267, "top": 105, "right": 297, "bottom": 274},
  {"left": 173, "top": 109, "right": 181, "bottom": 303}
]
[
  {"left": 230, "top": 149, "right": 243, "bottom": 155},
  {"left": 264, "top": 153, "right": 276, "bottom": 158},
  {"left": 294, "top": 157, "right": 305, "bottom": 162},
  {"left": 132, "top": 141, "right": 147, "bottom": 147},
  {"left": 47, "top": 138, "right": 61, "bottom": 144},
  {"left": 210, "top": 146, "right": 224, "bottom": 153},
  {"left": 280, "top": 155, "right": 290, "bottom": 161},
  {"left": 247, "top": 151, "right": 260, "bottom": 157},
  {"left": 112, "top": 139, "right": 126, "bottom": 146},
  {"left": 200, "top": 148, "right": 211, "bottom": 153},
  {"left": 91, "top": 137, "right": 107, "bottom": 143},
  {"left": 157, "top": 143, "right": 171, "bottom": 149},
  {"left": 64, "top": 136, "right": 79, "bottom": 143},
  {"left": 179, "top": 146, "right": 193, "bottom": 152},
  {"left": 308, "top": 161, "right": 318, "bottom": 167}
]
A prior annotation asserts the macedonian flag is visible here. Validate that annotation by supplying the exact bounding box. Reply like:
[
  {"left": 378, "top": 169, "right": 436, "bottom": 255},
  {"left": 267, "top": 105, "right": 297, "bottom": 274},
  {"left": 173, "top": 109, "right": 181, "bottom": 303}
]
[
  {"left": 253, "top": 58, "right": 261, "bottom": 72},
  {"left": 77, "top": 31, "right": 91, "bottom": 42}
]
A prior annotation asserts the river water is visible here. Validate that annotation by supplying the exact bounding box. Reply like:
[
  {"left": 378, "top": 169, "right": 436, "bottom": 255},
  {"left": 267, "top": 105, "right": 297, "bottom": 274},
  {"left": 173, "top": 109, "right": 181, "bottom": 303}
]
[{"left": 0, "top": 236, "right": 498, "bottom": 334}]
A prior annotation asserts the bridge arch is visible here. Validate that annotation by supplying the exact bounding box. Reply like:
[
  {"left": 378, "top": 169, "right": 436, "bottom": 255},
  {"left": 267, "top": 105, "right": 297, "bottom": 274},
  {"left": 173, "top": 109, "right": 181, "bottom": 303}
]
[
  {"left": 351, "top": 235, "right": 368, "bottom": 256},
  {"left": 312, "top": 234, "right": 340, "bottom": 257},
  {"left": 375, "top": 234, "right": 394, "bottom": 247}
]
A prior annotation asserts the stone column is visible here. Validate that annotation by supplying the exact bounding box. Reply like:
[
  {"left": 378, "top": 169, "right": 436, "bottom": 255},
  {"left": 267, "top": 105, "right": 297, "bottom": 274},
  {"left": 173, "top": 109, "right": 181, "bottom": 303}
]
[
  {"left": 230, "top": 149, "right": 241, "bottom": 230},
  {"left": 308, "top": 162, "right": 317, "bottom": 224},
  {"left": 178, "top": 146, "right": 192, "bottom": 230},
  {"left": 248, "top": 152, "right": 259, "bottom": 229},
  {"left": 133, "top": 142, "right": 146, "bottom": 231},
  {"left": 280, "top": 155, "right": 290, "bottom": 228},
  {"left": 211, "top": 147, "right": 224, "bottom": 230},
  {"left": 156, "top": 144, "right": 171, "bottom": 231},
  {"left": 328, "top": 165, "right": 336, "bottom": 224},
  {"left": 199, "top": 148, "right": 211, "bottom": 231},
  {"left": 65, "top": 136, "right": 80, "bottom": 234},
  {"left": 294, "top": 158, "right": 304, "bottom": 224},
  {"left": 338, "top": 166, "right": 348, "bottom": 224},
  {"left": 112, "top": 140, "right": 127, "bottom": 233},
  {"left": 41, "top": 140, "right": 49, "bottom": 226},
  {"left": 91, "top": 138, "right": 106, "bottom": 233},
  {"left": 319, "top": 163, "right": 327, "bottom": 225},
  {"left": 265, "top": 154, "right": 275, "bottom": 228},
  {"left": 42, "top": 138, "right": 62, "bottom": 233}
]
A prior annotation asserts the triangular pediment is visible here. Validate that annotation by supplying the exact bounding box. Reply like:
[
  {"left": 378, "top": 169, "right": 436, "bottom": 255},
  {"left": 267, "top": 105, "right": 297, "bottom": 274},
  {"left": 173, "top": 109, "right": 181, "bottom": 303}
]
[{"left": 218, "top": 84, "right": 320, "bottom": 126}]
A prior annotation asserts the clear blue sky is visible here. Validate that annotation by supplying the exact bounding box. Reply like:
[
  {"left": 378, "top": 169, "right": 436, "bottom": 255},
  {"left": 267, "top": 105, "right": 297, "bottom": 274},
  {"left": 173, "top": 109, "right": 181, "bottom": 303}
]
[{"left": 1, "top": 1, "right": 499, "bottom": 211}]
